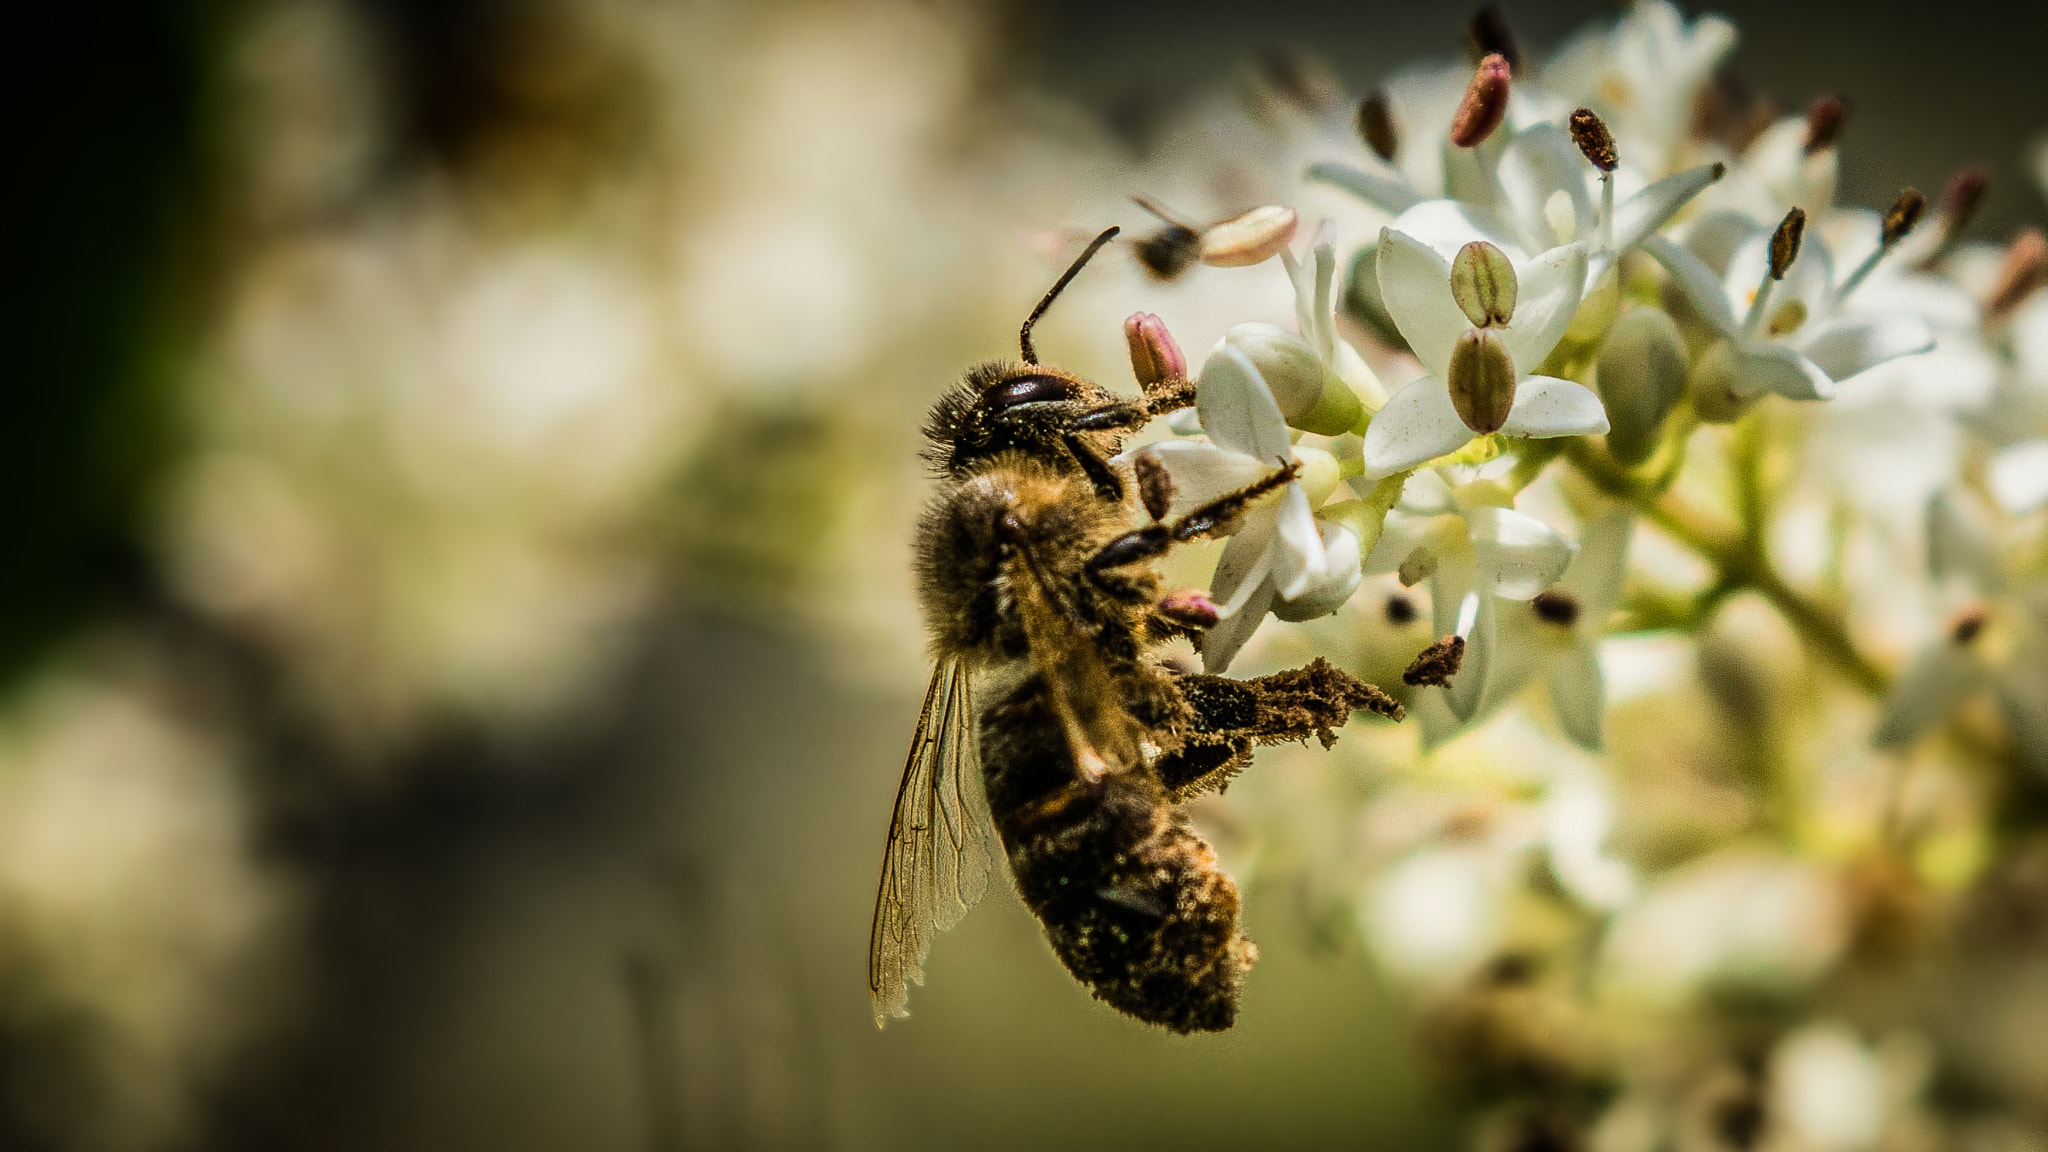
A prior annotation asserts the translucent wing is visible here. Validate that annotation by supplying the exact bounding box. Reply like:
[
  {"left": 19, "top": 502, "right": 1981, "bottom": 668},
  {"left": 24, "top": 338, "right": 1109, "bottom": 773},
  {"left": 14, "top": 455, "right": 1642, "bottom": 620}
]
[
  {"left": 1009, "top": 534, "right": 1146, "bottom": 782},
  {"left": 868, "top": 658, "right": 995, "bottom": 1026}
]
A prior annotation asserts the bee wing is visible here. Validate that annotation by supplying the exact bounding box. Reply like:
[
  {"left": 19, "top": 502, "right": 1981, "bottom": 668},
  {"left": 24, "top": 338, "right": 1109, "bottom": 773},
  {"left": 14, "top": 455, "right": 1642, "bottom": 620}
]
[
  {"left": 868, "top": 658, "right": 996, "bottom": 1027},
  {"left": 1010, "top": 538, "right": 1146, "bottom": 781}
]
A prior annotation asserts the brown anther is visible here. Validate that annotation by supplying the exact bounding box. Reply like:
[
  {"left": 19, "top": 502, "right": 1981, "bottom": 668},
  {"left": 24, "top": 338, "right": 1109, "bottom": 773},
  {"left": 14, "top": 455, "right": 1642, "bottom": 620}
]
[
  {"left": 1986, "top": 228, "right": 2048, "bottom": 320},
  {"left": 1949, "top": 606, "right": 1989, "bottom": 646},
  {"left": 1802, "top": 94, "right": 1848, "bottom": 154},
  {"left": 1982, "top": 227, "right": 2048, "bottom": 319},
  {"left": 1768, "top": 207, "right": 1807, "bottom": 280},
  {"left": 1568, "top": 108, "right": 1618, "bottom": 172},
  {"left": 1158, "top": 588, "right": 1222, "bottom": 631},
  {"left": 1385, "top": 593, "right": 1419, "bottom": 626},
  {"left": 1256, "top": 49, "right": 1343, "bottom": 116},
  {"left": 1880, "top": 187, "right": 1926, "bottom": 247},
  {"left": 1133, "top": 451, "right": 1175, "bottom": 521},
  {"left": 1530, "top": 590, "right": 1581, "bottom": 627},
  {"left": 1450, "top": 54, "right": 1512, "bottom": 149},
  {"left": 1466, "top": 7, "right": 1523, "bottom": 73},
  {"left": 1357, "top": 90, "right": 1400, "bottom": 162},
  {"left": 1940, "top": 165, "right": 1990, "bottom": 238},
  {"left": 1403, "top": 635, "right": 1466, "bottom": 687}
]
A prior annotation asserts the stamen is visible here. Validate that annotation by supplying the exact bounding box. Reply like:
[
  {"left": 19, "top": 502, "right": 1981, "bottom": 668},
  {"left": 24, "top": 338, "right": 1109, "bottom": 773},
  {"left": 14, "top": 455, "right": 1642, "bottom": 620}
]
[
  {"left": 1940, "top": 166, "right": 1990, "bottom": 238},
  {"left": 1357, "top": 90, "right": 1400, "bottom": 162},
  {"left": 1986, "top": 228, "right": 2048, "bottom": 321},
  {"left": 1450, "top": 53, "right": 1512, "bottom": 148},
  {"left": 1403, "top": 635, "right": 1467, "bottom": 687},
  {"left": 1385, "top": 594, "right": 1418, "bottom": 626},
  {"left": 1949, "top": 606, "right": 1989, "bottom": 646},
  {"left": 1450, "top": 240, "right": 1518, "bottom": 328},
  {"left": 1745, "top": 207, "right": 1806, "bottom": 337},
  {"left": 1531, "top": 590, "right": 1581, "bottom": 628},
  {"left": 1568, "top": 108, "right": 1619, "bottom": 172},
  {"left": 1835, "top": 188, "right": 1925, "bottom": 303},
  {"left": 1466, "top": 7, "right": 1523, "bottom": 74},
  {"left": 1803, "top": 94, "right": 1848, "bottom": 154},
  {"left": 1133, "top": 451, "right": 1176, "bottom": 521}
]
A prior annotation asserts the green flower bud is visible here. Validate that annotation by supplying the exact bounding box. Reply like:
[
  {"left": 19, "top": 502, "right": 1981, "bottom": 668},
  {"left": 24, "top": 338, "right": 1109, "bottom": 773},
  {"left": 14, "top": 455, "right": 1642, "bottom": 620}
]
[
  {"left": 1223, "top": 324, "right": 1363, "bottom": 436},
  {"left": 1686, "top": 338, "right": 1756, "bottom": 423},
  {"left": 1451, "top": 240, "right": 1518, "bottom": 329},
  {"left": 1596, "top": 306, "right": 1687, "bottom": 463},
  {"left": 1447, "top": 327, "right": 1518, "bottom": 434}
]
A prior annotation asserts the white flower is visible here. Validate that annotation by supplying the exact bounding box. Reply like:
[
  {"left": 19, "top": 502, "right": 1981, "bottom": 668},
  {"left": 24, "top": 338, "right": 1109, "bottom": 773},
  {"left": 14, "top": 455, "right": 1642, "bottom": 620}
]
[
  {"left": 1361, "top": 470, "right": 1578, "bottom": 730},
  {"left": 1874, "top": 489, "right": 2048, "bottom": 771},
  {"left": 1473, "top": 511, "right": 1634, "bottom": 750},
  {"left": 1645, "top": 215, "right": 1935, "bottom": 417},
  {"left": 1121, "top": 345, "right": 1360, "bottom": 673},
  {"left": 1545, "top": 0, "right": 1738, "bottom": 160},
  {"left": 1213, "top": 230, "right": 1387, "bottom": 435},
  {"left": 1361, "top": 207, "right": 1608, "bottom": 480}
]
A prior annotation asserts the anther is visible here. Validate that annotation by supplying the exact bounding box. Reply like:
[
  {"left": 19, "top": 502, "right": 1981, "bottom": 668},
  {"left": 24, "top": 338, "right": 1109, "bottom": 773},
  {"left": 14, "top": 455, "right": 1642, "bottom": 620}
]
[
  {"left": 1447, "top": 328, "right": 1519, "bottom": 434},
  {"left": 1940, "top": 166, "right": 1990, "bottom": 239},
  {"left": 1568, "top": 108, "right": 1618, "bottom": 172},
  {"left": 1124, "top": 312, "right": 1187, "bottom": 389},
  {"left": 1159, "top": 589, "right": 1222, "bottom": 631},
  {"left": 1949, "top": 606, "right": 1989, "bottom": 646},
  {"left": 1133, "top": 451, "right": 1175, "bottom": 520},
  {"left": 1450, "top": 54, "right": 1511, "bottom": 149},
  {"left": 1986, "top": 228, "right": 2048, "bottom": 321},
  {"left": 1403, "top": 635, "right": 1467, "bottom": 687},
  {"left": 1530, "top": 590, "right": 1581, "bottom": 627},
  {"left": 1357, "top": 90, "right": 1400, "bottom": 162},
  {"left": 1802, "top": 94, "right": 1847, "bottom": 154},
  {"left": 1880, "top": 187, "right": 1926, "bottom": 247},
  {"left": 1385, "top": 594, "right": 1418, "bottom": 626},
  {"left": 1451, "top": 240, "right": 1518, "bottom": 328},
  {"left": 1198, "top": 205, "right": 1299, "bottom": 267},
  {"left": 1769, "top": 208, "right": 1807, "bottom": 280}
]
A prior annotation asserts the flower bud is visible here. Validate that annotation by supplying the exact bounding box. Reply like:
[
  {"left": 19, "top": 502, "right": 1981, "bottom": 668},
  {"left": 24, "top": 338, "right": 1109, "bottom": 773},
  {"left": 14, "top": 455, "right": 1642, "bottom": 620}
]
[
  {"left": 1596, "top": 307, "right": 1687, "bottom": 464},
  {"left": 1446, "top": 327, "right": 1518, "bottom": 434},
  {"left": 1450, "top": 240, "right": 1518, "bottom": 329},
  {"left": 1768, "top": 207, "right": 1807, "bottom": 280},
  {"left": 1199, "top": 205, "right": 1299, "bottom": 267},
  {"left": 1686, "top": 338, "right": 1756, "bottom": 423},
  {"left": 1568, "top": 108, "right": 1618, "bottom": 172},
  {"left": 1273, "top": 521, "right": 1363, "bottom": 622},
  {"left": 1450, "top": 54, "right": 1511, "bottom": 149},
  {"left": 1222, "top": 322, "right": 1322, "bottom": 415},
  {"left": 1124, "top": 312, "right": 1187, "bottom": 387},
  {"left": 1357, "top": 91, "right": 1399, "bottom": 162}
]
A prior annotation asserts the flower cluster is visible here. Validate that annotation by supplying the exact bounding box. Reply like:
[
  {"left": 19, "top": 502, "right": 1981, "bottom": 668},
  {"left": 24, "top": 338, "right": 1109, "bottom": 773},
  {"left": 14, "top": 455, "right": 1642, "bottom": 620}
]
[{"left": 1107, "top": 2, "right": 2048, "bottom": 1145}]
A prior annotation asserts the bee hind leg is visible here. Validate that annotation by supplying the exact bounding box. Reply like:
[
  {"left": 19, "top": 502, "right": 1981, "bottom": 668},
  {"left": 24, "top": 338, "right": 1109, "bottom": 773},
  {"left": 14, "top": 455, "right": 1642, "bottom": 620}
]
[{"left": 1155, "top": 659, "right": 1403, "bottom": 800}]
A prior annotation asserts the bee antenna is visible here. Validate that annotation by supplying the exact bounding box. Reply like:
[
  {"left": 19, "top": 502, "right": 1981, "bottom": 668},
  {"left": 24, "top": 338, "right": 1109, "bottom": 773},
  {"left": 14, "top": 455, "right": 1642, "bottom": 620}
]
[{"left": 1020, "top": 226, "right": 1120, "bottom": 364}]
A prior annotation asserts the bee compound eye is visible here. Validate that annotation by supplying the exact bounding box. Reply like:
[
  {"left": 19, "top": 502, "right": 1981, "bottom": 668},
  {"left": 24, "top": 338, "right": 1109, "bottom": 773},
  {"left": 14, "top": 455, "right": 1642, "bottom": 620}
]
[{"left": 989, "top": 373, "right": 1078, "bottom": 410}]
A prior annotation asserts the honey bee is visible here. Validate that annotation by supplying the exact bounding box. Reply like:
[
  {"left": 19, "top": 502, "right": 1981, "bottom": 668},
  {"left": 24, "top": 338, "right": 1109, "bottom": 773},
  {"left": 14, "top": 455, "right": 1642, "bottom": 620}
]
[{"left": 870, "top": 227, "right": 1402, "bottom": 1034}]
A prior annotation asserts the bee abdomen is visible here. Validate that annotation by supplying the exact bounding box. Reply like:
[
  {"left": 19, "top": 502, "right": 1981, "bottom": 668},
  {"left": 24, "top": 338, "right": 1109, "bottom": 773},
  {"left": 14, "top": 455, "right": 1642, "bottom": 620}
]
[
  {"left": 983, "top": 678, "right": 1256, "bottom": 1033},
  {"left": 1015, "top": 783, "right": 1255, "bottom": 1034}
]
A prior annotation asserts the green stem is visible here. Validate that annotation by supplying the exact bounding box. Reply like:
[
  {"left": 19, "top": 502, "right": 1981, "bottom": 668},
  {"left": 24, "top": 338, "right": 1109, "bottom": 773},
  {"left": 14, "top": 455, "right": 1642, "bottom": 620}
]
[{"left": 1566, "top": 441, "right": 1890, "bottom": 696}]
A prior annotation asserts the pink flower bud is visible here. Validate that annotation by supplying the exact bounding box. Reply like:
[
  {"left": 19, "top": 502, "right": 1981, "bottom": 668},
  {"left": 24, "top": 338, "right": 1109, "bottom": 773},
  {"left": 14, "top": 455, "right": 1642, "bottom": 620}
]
[{"left": 1124, "top": 312, "right": 1187, "bottom": 387}]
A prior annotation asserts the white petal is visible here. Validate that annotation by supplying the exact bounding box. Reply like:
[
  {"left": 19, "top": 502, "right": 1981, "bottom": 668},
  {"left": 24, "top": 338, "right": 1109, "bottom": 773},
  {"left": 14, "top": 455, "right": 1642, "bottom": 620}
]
[
  {"left": 1196, "top": 344, "right": 1294, "bottom": 461},
  {"left": 1201, "top": 577, "right": 1274, "bottom": 674},
  {"left": 1375, "top": 228, "right": 1468, "bottom": 381},
  {"left": 1467, "top": 506, "right": 1576, "bottom": 599},
  {"left": 1361, "top": 377, "right": 1476, "bottom": 480},
  {"left": 1642, "top": 235, "right": 1738, "bottom": 334},
  {"left": 1273, "top": 520, "right": 1364, "bottom": 621},
  {"left": 1741, "top": 343, "right": 1837, "bottom": 402},
  {"left": 1798, "top": 315, "right": 1936, "bottom": 382},
  {"left": 1306, "top": 161, "right": 1423, "bottom": 217},
  {"left": 1561, "top": 512, "right": 1634, "bottom": 622},
  {"left": 1546, "top": 643, "right": 1607, "bottom": 750},
  {"left": 1117, "top": 440, "right": 1267, "bottom": 517},
  {"left": 1988, "top": 440, "right": 2048, "bottom": 515},
  {"left": 1611, "top": 163, "right": 1725, "bottom": 255},
  {"left": 1499, "top": 242, "right": 1590, "bottom": 371},
  {"left": 1361, "top": 511, "right": 1435, "bottom": 575},
  {"left": 1447, "top": 591, "right": 1496, "bottom": 721},
  {"left": 1210, "top": 508, "right": 1278, "bottom": 617},
  {"left": 1873, "top": 641, "right": 1988, "bottom": 748},
  {"left": 1497, "top": 123, "right": 1592, "bottom": 253},
  {"left": 1388, "top": 199, "right": 1527, "bottom": 262},
  {"left": 1927, "top": 491, "right": 2002, "bottom": 591},
  {"left": 1499, "top": 377, "right": 1610, "bottom": 439},
  {"left": 1268, "top": 482, "right": 1327, "bottom": 600}
]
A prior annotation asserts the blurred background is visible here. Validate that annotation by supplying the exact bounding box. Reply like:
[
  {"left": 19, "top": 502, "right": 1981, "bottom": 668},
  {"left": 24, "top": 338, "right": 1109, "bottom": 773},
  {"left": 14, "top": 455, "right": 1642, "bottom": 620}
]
[{"left": 6, "top": 1, "right": 2046, "bottom": 1149}]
